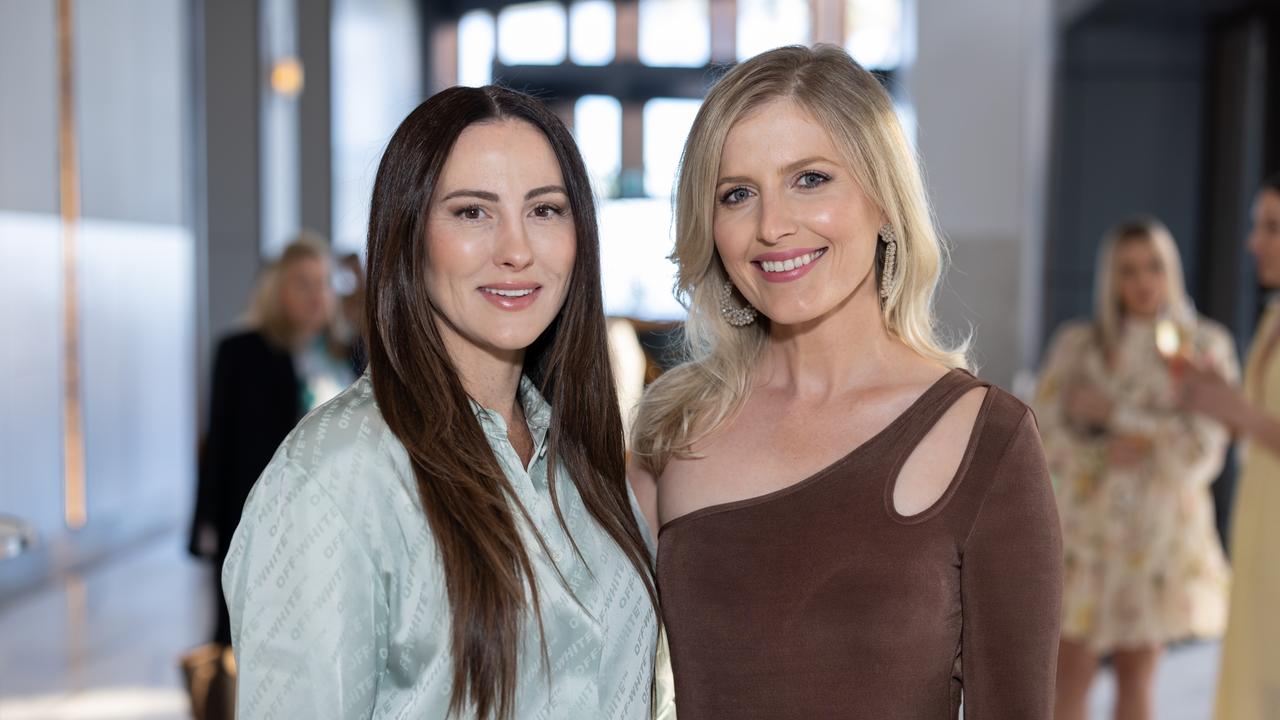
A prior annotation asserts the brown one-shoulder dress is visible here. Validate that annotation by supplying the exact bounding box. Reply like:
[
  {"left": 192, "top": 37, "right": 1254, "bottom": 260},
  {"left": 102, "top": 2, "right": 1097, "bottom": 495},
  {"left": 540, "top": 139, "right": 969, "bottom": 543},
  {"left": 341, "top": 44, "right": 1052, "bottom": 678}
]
[{"left": 657, "top": 370, "right": 1063, "bottom": 719}]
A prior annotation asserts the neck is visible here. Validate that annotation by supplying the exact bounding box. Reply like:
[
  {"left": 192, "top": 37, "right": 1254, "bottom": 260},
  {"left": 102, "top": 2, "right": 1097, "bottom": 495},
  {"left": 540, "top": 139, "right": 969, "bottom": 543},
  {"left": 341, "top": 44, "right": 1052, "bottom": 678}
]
[
  {"left": 440, "top": 329, "right": 525, "bottom": 427},
  {"left": 760, "top": 266, "right": 907, "bottom": 398}
]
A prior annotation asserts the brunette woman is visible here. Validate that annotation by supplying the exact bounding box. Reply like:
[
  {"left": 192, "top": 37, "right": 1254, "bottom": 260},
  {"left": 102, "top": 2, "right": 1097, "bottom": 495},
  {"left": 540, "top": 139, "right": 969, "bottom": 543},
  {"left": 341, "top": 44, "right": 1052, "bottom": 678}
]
[{"left": 222, "top": 86, "right": 657, "bottom": 719}]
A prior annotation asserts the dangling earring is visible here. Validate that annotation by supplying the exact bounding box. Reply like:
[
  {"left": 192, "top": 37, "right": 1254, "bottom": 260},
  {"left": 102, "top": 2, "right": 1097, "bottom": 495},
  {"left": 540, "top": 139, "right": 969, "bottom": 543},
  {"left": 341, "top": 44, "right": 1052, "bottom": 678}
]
[
  {"left": 878, "top": 223, "right": 898, "bottom": 300},
  {"left": 719, "top": 280, "right": 758, "bottom": 326}
]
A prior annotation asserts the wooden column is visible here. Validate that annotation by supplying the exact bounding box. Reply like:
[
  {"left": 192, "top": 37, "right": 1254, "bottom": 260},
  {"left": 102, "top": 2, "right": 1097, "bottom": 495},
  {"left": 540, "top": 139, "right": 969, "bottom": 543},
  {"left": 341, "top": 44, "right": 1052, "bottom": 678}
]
[
  {"left": 709, "top": 0, "right": 736, "bottom": 63},
  {"left": 811, "top": 0, "right": 846, "bottom": 46},
  {"left": 617, "top": 2, "right": 645, "bottom": 197},
  {"left": 57, "top": 0, "right": 86, "bottom": 530}
]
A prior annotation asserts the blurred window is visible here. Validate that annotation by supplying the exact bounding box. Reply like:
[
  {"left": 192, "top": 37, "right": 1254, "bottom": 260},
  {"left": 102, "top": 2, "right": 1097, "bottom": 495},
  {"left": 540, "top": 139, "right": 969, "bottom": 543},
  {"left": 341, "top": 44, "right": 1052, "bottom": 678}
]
[
  {"left": 569, "top": 1, "right": 615, "bottom": 66},
  {"left": 643, "top": 98, "right": 702, "bottom": 199},
  {"left": 574, "top": 95, "right": 622, "bottom": 198},
  {"left": 737, "top": 0, "right": 810, "bottom": 61},
  {"left": 497, "top": 2, "right": 567, "bottom": 65},
  {"left": 457, "top": 10, "right": 495, "bottom": 86},
  {"left": 598, "top": 199, "right": 686, "bottom": 320},
  {"left": 332, "top": 0, "right": 422, "bottom": 254},
  {"left": 638, "top": 0, "right": 710, "bottom": 66},
  {"left": 846, "top": 0, "right": 905, "bottom": 70}
]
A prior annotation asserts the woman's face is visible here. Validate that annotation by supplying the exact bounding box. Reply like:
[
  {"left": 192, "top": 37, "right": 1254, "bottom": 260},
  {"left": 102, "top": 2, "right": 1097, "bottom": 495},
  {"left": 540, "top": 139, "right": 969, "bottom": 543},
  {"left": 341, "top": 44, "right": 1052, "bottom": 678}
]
[
  {"left": 1112, "top": 238, "right": 1167, "bottom": 319},
  {"left": 712, "top": 98, "right": 884, "bottom": 327},
  {"left": 424, "top": 119, "right": 576, "bottom": 359},
  {"left": 279, "top": 255, "right": 334, "bottom": 338},
  {"left": 1247, "top": 189, "right": 1280, "bottom": 289}
]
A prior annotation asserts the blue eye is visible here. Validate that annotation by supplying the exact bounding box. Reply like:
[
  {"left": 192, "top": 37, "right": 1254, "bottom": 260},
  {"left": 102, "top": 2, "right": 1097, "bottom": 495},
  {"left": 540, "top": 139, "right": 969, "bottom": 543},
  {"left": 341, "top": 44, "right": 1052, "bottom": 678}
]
[
  {"left": 721, "top": 187, "right": 751, "bottom": 205},
  {"left": 796, "top": 171, "right": 829, "bottom": 189}
]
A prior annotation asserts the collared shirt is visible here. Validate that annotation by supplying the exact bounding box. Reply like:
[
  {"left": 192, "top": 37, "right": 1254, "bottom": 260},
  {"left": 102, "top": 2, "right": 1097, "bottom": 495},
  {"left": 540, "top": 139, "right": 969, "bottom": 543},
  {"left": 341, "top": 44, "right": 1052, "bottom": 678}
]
[{"left": 222, "top": 373, "right": 658, "bottom": 719}]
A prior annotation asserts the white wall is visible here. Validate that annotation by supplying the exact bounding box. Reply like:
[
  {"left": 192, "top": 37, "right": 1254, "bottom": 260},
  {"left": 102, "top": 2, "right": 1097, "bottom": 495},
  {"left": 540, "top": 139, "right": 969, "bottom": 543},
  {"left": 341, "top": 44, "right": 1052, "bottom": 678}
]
[
  {"left": 907, "top": 0, "right": 1054, "bottom": 392},
  {"left": 331, "top": 0, "right": 423, "bottom": 256},
  {"left": 0, "top": 1, "right": 195, "bottom": 599}
]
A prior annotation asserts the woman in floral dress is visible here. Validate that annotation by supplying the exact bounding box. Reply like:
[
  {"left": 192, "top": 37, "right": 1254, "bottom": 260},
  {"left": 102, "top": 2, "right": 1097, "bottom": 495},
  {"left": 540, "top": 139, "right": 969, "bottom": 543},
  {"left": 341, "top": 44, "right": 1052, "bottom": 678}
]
[{"left": 1035, "top": 217, "right": 1239, "bottom": 720}]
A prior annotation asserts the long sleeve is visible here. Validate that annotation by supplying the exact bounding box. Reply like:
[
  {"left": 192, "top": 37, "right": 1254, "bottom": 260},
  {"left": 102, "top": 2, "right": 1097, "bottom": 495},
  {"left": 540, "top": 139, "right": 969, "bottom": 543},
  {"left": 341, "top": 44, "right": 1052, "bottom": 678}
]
[
  {"left": 191, "top": 337, "right": 237, "bottom": 557},
  {"left": 959, "top": 411, "right": 1063, "bottom": 718},
  {"left": 222, "top": 456, "right": 388, "bottom": 720},
  {"left": 1032, "top": 323, "right": 1109, "bottom": 485}
]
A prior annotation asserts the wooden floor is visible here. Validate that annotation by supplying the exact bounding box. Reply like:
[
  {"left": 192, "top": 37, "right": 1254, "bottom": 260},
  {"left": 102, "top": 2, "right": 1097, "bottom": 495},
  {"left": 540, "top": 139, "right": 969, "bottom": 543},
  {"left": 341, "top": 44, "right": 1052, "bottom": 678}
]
[{"left": 0, "top": 531, "right": 1223, "bottom": 719}]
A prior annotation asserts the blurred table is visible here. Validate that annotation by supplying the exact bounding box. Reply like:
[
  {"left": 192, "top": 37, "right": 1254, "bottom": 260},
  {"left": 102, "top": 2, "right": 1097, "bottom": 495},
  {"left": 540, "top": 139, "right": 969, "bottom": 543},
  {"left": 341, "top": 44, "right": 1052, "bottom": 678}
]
[{"left": 0, "top": 515, "right": 36, "bottom": 560}]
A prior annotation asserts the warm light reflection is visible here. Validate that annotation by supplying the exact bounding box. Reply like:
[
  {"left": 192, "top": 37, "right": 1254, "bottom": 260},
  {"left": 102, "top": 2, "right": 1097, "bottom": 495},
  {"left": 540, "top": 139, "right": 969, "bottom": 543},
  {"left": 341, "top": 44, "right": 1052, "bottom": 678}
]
[{"left": 270, "top": 56, "right": 305, "bottom": 97}]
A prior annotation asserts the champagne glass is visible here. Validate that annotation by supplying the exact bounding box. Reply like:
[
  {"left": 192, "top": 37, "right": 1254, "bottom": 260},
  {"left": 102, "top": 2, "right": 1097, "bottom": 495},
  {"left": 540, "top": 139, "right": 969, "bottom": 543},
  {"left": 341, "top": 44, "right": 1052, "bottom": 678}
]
[
  {"left": 1155, "top": 317, "right": 1183, "bottom": 360},
  {"left": 1154, "top": 311, "right": 1191, "bottom": 379}
]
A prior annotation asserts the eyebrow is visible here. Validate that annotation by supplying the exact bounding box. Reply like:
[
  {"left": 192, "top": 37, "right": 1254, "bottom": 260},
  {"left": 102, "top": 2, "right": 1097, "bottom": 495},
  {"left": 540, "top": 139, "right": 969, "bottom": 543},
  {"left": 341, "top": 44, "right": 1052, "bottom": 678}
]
[
  {"left": 715, "top": 156, "right": 838, "bottom": 187},
  {"left": 438, "top": 185, "right": 568, "bottom": 202},
  {"left": 524, "top": 185, "right": 568, "bottom": 200},
  {"left": 440, "top": 189, "right": 498, "bottom": 202}
]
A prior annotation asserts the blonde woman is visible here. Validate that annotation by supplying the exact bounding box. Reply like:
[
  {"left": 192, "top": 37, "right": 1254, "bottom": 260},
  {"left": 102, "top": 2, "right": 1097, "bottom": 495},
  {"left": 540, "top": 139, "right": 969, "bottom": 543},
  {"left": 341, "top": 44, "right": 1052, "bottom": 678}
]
[
  {"left": 1180, "top": 175, "right": 1280, "bottom": 720},
  {"left": 190, "top": 235, "right": 359, "bottom": 646},
  {"left": 1034, "top": 218, "right": 1237, "bottom": 720},
  {"left": 629, "top": 45, "right": 1062, "bottom": 719}
]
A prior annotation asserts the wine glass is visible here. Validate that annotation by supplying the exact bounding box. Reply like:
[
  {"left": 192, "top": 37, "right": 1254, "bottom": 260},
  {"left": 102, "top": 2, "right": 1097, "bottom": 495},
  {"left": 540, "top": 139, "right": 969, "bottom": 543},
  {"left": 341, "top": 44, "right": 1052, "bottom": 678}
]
[{"left": 1155, "top": 316, "right": 1183, "bottom": 360}]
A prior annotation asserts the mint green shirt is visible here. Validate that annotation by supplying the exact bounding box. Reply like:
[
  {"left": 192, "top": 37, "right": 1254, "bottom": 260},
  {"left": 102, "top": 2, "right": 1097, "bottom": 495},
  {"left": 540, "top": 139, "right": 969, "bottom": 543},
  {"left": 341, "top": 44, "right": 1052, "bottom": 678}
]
[{"left": 222, "top": 373, "right": 658, "bottom": 719}]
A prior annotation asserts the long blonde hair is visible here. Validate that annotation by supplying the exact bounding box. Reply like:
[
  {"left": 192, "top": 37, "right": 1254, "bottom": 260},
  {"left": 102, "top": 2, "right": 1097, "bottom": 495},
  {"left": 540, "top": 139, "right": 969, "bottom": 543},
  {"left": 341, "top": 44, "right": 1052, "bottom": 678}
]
[
  {"left": 631, "top": 44, "right": 969, "bottom": 476},
  {"left": 247, "top": 231, "right": 343, "bottom": 352},
  {"left": 1093, "top": 216, "right": 1196, "bottom": 353}
]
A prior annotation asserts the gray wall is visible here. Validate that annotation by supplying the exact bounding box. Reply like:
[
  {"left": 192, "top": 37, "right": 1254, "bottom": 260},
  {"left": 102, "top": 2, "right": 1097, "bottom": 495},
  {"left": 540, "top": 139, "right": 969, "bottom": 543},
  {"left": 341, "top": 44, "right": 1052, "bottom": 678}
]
[
  {"left": 909, "top": 0, "right": 1055, "bottom": 392},
  {"left": 0, "top": 0, "right": 58, "bottom": 215},
  {"left": 0, "top": 0, "right": 195, "bottom": 600},
  {"left": 1045, "top": 21, "right": 1207, "bottom": 337}
]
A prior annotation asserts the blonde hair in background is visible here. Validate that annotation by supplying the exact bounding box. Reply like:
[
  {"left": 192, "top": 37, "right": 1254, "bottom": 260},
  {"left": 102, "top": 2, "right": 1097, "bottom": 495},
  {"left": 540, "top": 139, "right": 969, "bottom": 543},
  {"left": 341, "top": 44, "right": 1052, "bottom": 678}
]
[
  {"left": 247, "top": 230, "right": 338, "bottom": 350},
  {"left": 631, "top": 44, "right": 970, "bottom": 476},
  {"left": 1093, "top": 216, "right": 1197, "bottom": 353}
]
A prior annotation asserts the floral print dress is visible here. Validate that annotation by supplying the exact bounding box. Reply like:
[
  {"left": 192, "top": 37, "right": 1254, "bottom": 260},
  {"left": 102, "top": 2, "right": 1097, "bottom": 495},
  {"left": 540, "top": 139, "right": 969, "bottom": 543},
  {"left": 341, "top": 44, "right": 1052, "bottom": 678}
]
[{"left": 1034, "top": 317, "right": 1238, "bottom": 652}]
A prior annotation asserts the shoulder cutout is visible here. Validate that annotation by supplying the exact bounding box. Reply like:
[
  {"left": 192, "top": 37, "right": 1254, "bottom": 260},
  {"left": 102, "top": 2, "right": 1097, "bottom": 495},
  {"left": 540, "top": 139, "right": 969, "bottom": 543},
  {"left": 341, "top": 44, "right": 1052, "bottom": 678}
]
[{"left": 892, "top": 386, "right": 989, "bottom": 518}]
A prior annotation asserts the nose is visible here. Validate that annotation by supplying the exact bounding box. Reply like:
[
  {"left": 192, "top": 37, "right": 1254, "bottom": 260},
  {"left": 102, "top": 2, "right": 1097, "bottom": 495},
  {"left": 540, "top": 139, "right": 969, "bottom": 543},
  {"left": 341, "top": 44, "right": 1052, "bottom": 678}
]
[
  {"left": 756, "top": 190, "right": 797, "bottom": 246},
  {"left": 495, "top": 218, "right": 534, "bottom": 271}
]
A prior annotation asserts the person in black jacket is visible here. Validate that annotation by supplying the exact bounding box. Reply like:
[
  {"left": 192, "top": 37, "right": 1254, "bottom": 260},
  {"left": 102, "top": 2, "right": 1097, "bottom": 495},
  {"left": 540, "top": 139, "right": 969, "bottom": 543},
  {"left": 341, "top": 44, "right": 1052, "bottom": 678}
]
[{"left": 189, "top": 235, "right": 361, "bottom": 645}]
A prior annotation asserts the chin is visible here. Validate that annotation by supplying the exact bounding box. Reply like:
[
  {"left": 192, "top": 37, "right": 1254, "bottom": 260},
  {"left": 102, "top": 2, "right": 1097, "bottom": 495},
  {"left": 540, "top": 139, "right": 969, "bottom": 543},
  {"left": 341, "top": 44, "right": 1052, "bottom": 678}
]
[
  {"left": 755, "top": 303, "right": 830, "bottom": 327},
  {"left": 480, "top": 324, "right": 553, "bottom": 353}
]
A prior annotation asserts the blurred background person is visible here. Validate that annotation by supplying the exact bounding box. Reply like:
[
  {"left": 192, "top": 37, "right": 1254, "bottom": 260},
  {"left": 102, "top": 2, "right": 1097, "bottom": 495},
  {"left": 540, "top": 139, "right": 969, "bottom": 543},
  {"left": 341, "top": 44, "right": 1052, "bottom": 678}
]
[
  {"left": 188, "top": 234, "right": 359, "bottom": 647},
  {"left": 1180, "top": 175, "right": 1280, "bottom": 720},
  {"left": 336, "top": 251, "right": 369, "bottom": 369},
  {"left": 1035, "top": 217, "right": 1238, "bottom": 720}
]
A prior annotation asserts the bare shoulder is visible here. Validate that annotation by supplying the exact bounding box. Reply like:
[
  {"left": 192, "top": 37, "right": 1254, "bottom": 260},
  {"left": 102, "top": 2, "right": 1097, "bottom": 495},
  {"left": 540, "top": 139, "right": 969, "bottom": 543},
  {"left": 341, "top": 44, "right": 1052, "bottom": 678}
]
[
  {"left": 892, "top": 375, "right": 990, "bottom": 517},
  {"left": 627, "top": 455, "right": 660, "bottom": 541}
]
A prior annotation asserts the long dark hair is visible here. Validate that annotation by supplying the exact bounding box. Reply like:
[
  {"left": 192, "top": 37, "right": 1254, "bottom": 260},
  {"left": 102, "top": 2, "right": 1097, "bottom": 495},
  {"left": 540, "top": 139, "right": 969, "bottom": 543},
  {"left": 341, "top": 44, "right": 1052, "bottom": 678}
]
[{"left": 364, "top": 85, "right": 656, "bottom": 719}]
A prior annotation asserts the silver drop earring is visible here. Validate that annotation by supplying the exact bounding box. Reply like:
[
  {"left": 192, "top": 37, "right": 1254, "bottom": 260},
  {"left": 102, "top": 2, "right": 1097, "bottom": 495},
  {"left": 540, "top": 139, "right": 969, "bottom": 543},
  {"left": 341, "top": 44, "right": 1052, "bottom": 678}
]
[
  {"left": 719, "top": 280, "right": 758, "bottom": 326},
  {"left": 878, "top": 223, "right": 898, "bottom": 300}
]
